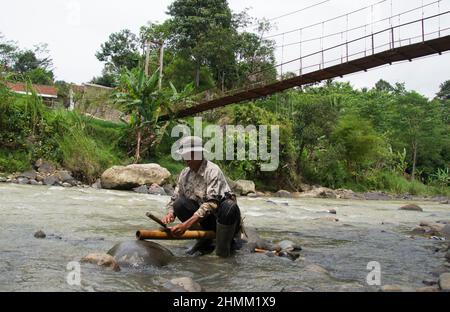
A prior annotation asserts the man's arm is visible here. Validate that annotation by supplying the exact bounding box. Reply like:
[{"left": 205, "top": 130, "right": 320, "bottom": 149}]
[
  {"left": 163, "top": 172, "right": 185, "bottom": 224},
  {"left": 170, "top": 171, "right": 222, "bottom": 236}
]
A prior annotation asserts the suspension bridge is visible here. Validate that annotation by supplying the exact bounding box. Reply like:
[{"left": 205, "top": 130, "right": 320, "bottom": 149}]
[{"left": 161, "top": 0, "right": 450, "bottom": 121}]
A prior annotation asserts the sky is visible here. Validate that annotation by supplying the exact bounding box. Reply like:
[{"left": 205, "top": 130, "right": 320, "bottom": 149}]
[{"left": 1, "top": 0, "right": 449, "bottom": 98}]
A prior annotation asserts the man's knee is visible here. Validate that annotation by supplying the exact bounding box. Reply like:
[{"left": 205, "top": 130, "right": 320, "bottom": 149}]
[
  {"left": 173, "top": 197, "right": 197, "bottom": 221},
  {"left": 217, "top": 199, "right": 240, "bottom": 225}
]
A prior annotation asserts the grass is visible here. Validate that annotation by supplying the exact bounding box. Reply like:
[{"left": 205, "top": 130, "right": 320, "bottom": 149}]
[{"left": 360, "top": 170, "right": 450, "bottom": 197}]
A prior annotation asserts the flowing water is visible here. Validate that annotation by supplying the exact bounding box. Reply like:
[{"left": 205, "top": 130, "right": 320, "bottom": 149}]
[{"left": 0, "top": 183, "right": 449, "bottom": 292}]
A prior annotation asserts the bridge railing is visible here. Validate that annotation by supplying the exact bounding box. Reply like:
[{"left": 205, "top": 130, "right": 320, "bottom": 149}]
[{"left": 214, "top": 11, "right": 450, "bottom": 99}]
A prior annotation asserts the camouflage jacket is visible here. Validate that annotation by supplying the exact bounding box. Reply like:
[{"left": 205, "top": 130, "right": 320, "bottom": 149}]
[{"left": 167, "top": 160, "right": 232, "bottom": 219}]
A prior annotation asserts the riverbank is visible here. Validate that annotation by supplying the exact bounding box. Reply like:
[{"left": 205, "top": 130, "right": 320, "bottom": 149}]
[{"left": 1, "top": 162, "right": 449, "bottom": 204}]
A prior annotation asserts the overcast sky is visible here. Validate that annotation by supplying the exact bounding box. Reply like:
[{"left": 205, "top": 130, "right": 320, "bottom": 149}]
[{"left": 1, "top": 0, "right": 449, "bottom": 98}]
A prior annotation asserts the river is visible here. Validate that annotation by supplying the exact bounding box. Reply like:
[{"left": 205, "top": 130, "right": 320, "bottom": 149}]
[{"left": 0, "top": 183, "right": 448, "bottom": 292}]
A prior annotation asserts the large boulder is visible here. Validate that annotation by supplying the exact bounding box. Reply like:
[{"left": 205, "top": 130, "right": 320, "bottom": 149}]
[
  {"left": 233, "top": 180, "right": 256, "bottom": 196},
  {"left": 107, "top": 240, "right": 174, "bottom": 268},
  {"left": 101, "top": 164, "right": 171, "bottom": 190}
]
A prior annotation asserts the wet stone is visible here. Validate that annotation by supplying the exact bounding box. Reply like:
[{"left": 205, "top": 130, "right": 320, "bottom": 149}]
[
  {"left": 400, "top": 204, "right": 423, "bottom": 212},
  {"left": 133, "top": 185, "right": 149, "bottom": 194},
  {"left": 43, "top": 176, "right": 58, "bottom": 186},
  {"left": 438, "top": 273, "right": 450, "bottom": 291},
  {"left": 17, "top": 177, "right": 29, "bottom": 185},
  {"left": 34, "top": 230, "right": 46, "bottom": 239}
]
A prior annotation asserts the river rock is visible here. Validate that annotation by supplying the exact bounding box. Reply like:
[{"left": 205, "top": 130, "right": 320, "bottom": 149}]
[
  {"left": 364, "top": 192, "right": 393, "bottom": 201},
  {"left": 438, "top": 273, "right": 450, "bottom": 291},
  {"left": 298, "top": 187, "right": 337, "bottom": 199},
  {"left": 167, "top": 277, "right": 202, "bottom": 292},
  {"left": 400, "top": 204, "right": 423, "bottom": 212},
  {"left": 163, "top": 184, "right": 175, "bottom": 196},
  {"left": 81, "top": 253, "right": 120, "bottom": 272},
  {"left": 335, "top": 189, "right": 363, "bottom": 200},
  {"left": 92, "top": 179, "right": 102, "bottom": 189},
  {"left": 233, "top": 180, "right": 256, "bottom": 196},
  {"left": 36, "top": 160, "right": 56, "bottom": 174},
  {"left": 275, "top": 190, "right": 293, "bottom": 198},
  {"left": 133, "top": 185, "right": 149, "bottom": 194},
  {"left": 305, "top": 264, "right": 329, "bottom": 274},
  {"left": 62, "top": 182, "right": 72, "bottom": 188},
  {"left": 107, "top": 240, "right": 174, "bottom": 267},
  {"left": 29, "top": 179, "right": 39, "bottom": 185},
  {"left": 328, "top": 209, "right": 337, "bottom": 215},
  {"left": 148, "top": 184, "right": 166, "bottom": 196},
  {"left": 445, "top": 251, "right": 450, "bottom": 262},
  {"left": 315, "top": 216, "right": 339, "bottom": 222},
  {"left": 43, "top": 175, "right": 58, "bottom": 186},
  {"left": 17, "top": 177, "right": 29, "bottom": 185},
  {"left": 416, "top": 286, "right": 440, "bottom": 292},
  {"left": 34, "top": 230, "right": 46, "bottom": 239},
  {"left": 100, "top": 164, "right": 171, "bottom": 190},
  {"left": 0, "top": 176, "right": 6, "bottom": 183},
  {"left": 56, "top": 170, "right": 74, "bottom": 183},
  {"left": 18, "top": 170, "right": 37, "bottom": 180},
  {"left": 441, "top": 225, "right": 450, "bottom": 239},
  {"left": 380, "top": 285, "right": 414, "bottom": 292}
]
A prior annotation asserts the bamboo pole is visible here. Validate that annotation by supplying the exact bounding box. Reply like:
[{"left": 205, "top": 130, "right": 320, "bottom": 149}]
[{"left": 136, "top": 230, "right": 216, "bottom": 241}]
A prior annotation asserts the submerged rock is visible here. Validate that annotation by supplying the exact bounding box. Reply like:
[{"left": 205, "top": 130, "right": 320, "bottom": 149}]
[
  {"left": 107, "top": 240, "right": 174, "bottom": 268},
  {"left": 101, "top": 164, "right": 171, "bottom": 190},
  {"left": 400, "top": 204, "right": 423, "bottom": 212},
  {"left": 167, "top": 277, "right": 202, "bottom": 292},
  {"left": 305, "top": 264, "right": 329, "bottom": 275},
  {"left": 34, "top": 230, "right": 46, "bottom": 239},
  {"left": 81, "top": 253, "right": 120, "bottom": 272}
]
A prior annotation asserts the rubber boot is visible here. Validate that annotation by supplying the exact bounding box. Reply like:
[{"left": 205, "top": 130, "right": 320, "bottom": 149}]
[{"left": 215, "top": 222, "right": 238, "bottom": 258}]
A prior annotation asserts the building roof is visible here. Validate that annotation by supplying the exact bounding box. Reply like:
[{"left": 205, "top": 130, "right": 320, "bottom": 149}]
[{"left": 6, "top": 82, "right": 58, "bottom": 98}]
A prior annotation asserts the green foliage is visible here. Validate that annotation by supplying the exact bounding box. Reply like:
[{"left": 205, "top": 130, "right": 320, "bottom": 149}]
[{"left": 0, "top": 36, "right": 54, "bottom": 85}]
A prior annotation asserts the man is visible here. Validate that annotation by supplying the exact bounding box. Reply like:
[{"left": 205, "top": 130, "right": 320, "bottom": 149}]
[{"left": 162, "top": 136, "right": 241, "bottom": 258}]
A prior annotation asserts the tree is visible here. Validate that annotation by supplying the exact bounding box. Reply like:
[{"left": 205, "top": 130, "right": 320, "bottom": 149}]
[
  {"left": 332, "top": 114, "right": 384, "bottom": 178},
  {"left": 436, "top": 80, "right": 450, "bottom": 101},
  {"left": 389, "top": 92, "right": 442, "bottom": 180},
  {"left": 374, "top": 79, "right": 394, "bottom": 93},
  {"left": 114, "top": 68, "right": 192, "bottom": 163},
  {"left": 96, "top": 29, "right": 141, "bottom": 74}
]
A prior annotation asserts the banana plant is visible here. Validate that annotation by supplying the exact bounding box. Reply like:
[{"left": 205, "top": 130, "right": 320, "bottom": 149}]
[
  {"left": 113, "top": 68, "right": 194, "bottom": 163},
  {"left": 113, "top": 68, "right": 166, "bottom": 163}
]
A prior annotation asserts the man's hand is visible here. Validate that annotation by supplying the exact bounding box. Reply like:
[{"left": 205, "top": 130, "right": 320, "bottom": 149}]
[
  {"left": 162, "top": 212, "right": 175, "bottom": 225},
  {"left": 170, "top": 223, "right": 189, "bottom": 237},
  {"left": 169, "top": 214, "right": 202, "bottom": 237}
]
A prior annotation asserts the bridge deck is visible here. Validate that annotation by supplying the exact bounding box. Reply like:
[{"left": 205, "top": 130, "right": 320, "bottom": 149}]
[{"left": 161, "top": 35, "right": 450, "bottom": 121}]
